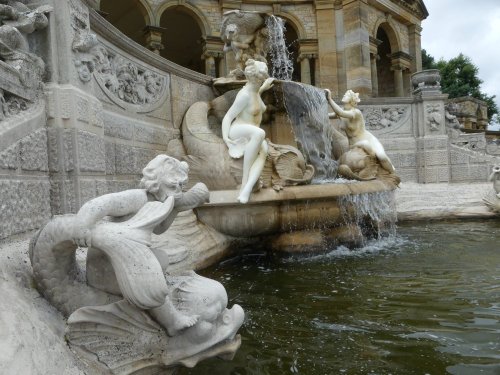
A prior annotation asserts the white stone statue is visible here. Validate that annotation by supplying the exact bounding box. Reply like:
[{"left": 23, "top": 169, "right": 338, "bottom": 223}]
[
  {"left": 0, "top": 1, "right": 52, "bottom": 86},
  {"left": 488, "top": 165, "right": 500, "bottom": 198},
  {"left": 325, "top": 89, "right": 396, "bottom": 174},
  {"left": 30, "top": 155, "right": 244, "bottom": 374},
  {"left": 221, "top": 10, "right": 268, "bottom": 79},
  {"left": 222, "top": 59, "right": 275, "bottom": 203}
]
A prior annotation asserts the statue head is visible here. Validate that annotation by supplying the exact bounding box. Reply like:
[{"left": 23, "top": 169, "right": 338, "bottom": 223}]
[
  {"left": 140, "top": 155, "right": 189, "bottom": 202},
  {"left": 244, "top": 59, "right": 269, "bottom": 83},
  {"left": 341, "top": 90, "right": 361, "bottom": 107}
]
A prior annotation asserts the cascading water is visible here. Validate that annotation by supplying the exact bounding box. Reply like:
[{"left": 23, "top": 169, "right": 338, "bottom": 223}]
[
  {"left": 280, "top": 81, "right": 338, "bottom": 179},
  {"left": 265, "top": 15, "right": 294, "bottom": 81},
  {"left": 338, "top": 190, "right": 397, "bottom": 242}
]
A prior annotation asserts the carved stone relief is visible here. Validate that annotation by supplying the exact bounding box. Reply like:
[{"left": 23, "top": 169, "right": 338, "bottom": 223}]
[
  {"left": 0, "top": 2, "right": 52, "bottom": 89},
  {"left": 0, "top": 90, "right": 29, "bottom": 121},
  {"left": 359, "top": 105, "right": 411, "bottom": 135},
  {"left": 70, "top": 2, "right": 167, "bottom": 112},
  {"left": 426, "top": 103, "right": 442, "bottom": 132}
]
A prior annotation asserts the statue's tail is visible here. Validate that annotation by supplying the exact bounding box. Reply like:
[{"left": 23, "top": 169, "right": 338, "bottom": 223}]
[{"left": 30, "top": 215, "right": 116, "bottom": 317}]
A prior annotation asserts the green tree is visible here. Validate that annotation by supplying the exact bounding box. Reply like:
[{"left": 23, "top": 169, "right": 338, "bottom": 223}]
[
  {"left": 421, "top": 51, "right": 498, "bottom": 121},
  {"left": 421, "top": 49, "right": 436, "bottom": 70}
]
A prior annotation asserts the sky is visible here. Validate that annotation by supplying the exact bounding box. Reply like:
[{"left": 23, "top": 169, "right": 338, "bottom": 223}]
[{"left": 421, "top": 0, "right": 500, "bottom": 129}]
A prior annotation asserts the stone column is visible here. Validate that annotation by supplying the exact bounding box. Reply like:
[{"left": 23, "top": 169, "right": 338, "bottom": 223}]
[
  {"left": 391, "top": 52, "right": 412, "bottom": 97},
  {"left": 314, "top": 1, "right": 339, "bottom": 92},
  {"left": 369, "top": 36, "right": 381, "bottom": 97},
  {"left": 298, "top": 39, "right": 318, "bottom": 85},
  {"left": 143, "top": 26, "right": 165, "bottom": 55},
  {"left": 408, "top": 24, "right": 423, "bottom": 73},
  {"left": 202, "top": 51, "right": 217, "bottom": 78},
  {"left": 392, "top": 64, "right": 404, "bottom": 97},
  {"left": 298, "top": 54, "right": 312, "bottom": 85},
  {"left": 218, "top": 56, "right": 226, "bottom": 78},
  {"left": 370, "top": 54, "right": 378, "bottom": 96},
  {"left": 341, "top": 0, "right": 371, "bottom": 96},
  {"left": 203, "top": 36, "right": 225, "bottom": 78}
]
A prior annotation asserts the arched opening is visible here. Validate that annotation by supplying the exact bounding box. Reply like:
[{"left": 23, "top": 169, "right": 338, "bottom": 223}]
[
  {"left": 100, "top": 0, "right": 149, "bottom": 46},
  {"left": 284, "top": 22, "right": 301, "bottom": 82},
  {"left": 159, "top": 7, "right": 204, "bottom": 74},
  {"left": 376, "top": 26, "right": 395, "bottom": 97}
]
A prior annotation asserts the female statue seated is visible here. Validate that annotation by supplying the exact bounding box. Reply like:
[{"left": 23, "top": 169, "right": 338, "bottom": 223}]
[{"left": 222, "top": 59, "right": 275, "bottom": 203}]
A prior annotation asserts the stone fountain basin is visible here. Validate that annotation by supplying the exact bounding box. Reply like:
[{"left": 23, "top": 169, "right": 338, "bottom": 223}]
[{"left": 195, "top": 180, "right": 396, "bottom": 238}]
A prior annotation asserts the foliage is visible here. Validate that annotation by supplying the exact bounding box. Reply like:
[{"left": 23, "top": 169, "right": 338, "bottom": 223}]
[
  {"left": 421, "top": 51, "right": 498, "bottom": 121},
  {"left": 421, "top": 49, "right": 436, "bottom": 70}
]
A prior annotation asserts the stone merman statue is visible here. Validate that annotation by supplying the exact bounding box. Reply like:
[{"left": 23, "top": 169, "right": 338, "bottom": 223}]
[{"left": 30, "top": 155, "right": 244, "bottom": 373}]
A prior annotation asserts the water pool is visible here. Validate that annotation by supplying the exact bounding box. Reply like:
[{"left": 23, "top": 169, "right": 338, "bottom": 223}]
[{"left": 182, "top": 220, "right": 500, "bottom": 375}]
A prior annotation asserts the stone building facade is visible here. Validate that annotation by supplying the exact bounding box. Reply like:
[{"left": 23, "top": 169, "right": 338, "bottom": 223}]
[{"left": 93, "top": 0, "right": 428, "bottom": 98}]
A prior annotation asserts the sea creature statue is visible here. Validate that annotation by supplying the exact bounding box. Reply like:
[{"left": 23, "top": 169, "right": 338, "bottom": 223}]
[
  {"left": 0, "top": 1, "right": 52, "bottom": 86},
  {"left": 30, "top": 155, "right": 244, "bottom": 375},
  {"left": 325, "top": 89, "right": 399, "bottom": 184},
  {"left": 221, "top": 10, "right": 268, "bottom": 79},
  {"left": 483, "top": 165, "right": 500, "bottom": 213}
]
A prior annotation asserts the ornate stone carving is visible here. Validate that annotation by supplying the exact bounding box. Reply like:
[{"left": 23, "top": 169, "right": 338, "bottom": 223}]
[
  {"left": 411, "top": 69, "right": 441, "bottom": 94},
  {"left": 94, "top": 46, "right": 165, "bottom": 105},
  {"left": 426, "top": 103, "right": 442, "bottom": 131},
  {"left": 359, "top": 106, "right": 409, "bottom": 132},
  {"left": 70, "top": 2, "right": 167, "bottom": 109},
  {"left": 70, "top": 0, "right": 98, "bottom": 82},
  {"left": 220, "top": 11, "right": 292, "bottom": 81},
  {"left": 221, "top": 10, "right": 268, "bottom": 78},
  {"left": 30, "top": 155, "right": 244, "bottom": 374},
  {"left": 0, "top": 1, "right": 52, "bottom": 88},
  {"left": 0, "top": 89, "right": 28, "bottom": 120}
]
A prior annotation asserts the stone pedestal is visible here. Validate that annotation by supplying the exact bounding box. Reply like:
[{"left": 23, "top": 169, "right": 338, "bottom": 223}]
[{"left": 412, "top": 70, "right": 451, "bottom": 183}]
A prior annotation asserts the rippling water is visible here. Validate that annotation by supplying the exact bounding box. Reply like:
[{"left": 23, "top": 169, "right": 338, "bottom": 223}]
[{"left": 182, "top": 220, "right": 500, "bottom": 375}]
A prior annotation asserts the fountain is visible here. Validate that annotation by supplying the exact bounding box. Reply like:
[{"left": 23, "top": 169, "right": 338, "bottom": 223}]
[
  {"left": 185, "top": 10, "right": 399, "bottom": 248},
  {"left": 8, "top": 5, "right": 399, "bottom": 374}
]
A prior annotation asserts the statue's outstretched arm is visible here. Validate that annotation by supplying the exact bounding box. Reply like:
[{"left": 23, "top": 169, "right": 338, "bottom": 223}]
[
  {"left": 152, "top": 183, "right": 209, "bottom": 235},
  {"left": 325, "top": 89, "right": 355, "bottom": 119},
  {"left": 259, "top": 77, "right": 275, "bottom": 95}
]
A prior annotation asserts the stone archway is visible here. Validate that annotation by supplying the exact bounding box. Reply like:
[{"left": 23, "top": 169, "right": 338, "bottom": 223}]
[
  {"left": 373, "top": 22, "right": 411, "bottom": 97},
  {"left": 376, "top": 26, "right": 396, "bottom": 97},
  {"left": 100, "top": 0, "right": 151, "bottom": 46},
  {"left": 158, "top": 7, "right": 205, "bottom": 74}
]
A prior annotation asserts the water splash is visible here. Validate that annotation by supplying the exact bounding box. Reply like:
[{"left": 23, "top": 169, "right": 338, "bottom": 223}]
[
  {"left": 338, "top": 190, "right": 398, "bottom": 241},
  {"left": 281, "top": 81, "right": 338, "bottom": 179},
  {"left": 265, "top": 15, "right": 294, "bottom": 81}
]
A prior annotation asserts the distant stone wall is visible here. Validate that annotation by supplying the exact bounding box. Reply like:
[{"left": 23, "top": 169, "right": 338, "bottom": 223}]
[{"left": 360, "top": 85, "right": 500, "bottom": 184}]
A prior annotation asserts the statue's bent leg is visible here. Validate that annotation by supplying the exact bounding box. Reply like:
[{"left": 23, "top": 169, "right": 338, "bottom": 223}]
[
  {"left": 238, "top": 140, "right": 268, "bottom": 204},
  {"left": 230, "top": 124, "right": 266, "bottom": 187}
]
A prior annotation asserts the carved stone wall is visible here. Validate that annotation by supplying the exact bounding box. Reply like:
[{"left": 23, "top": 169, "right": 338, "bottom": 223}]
[{"left": 0, "top": 0, "right": 214, "bottom": 239}]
